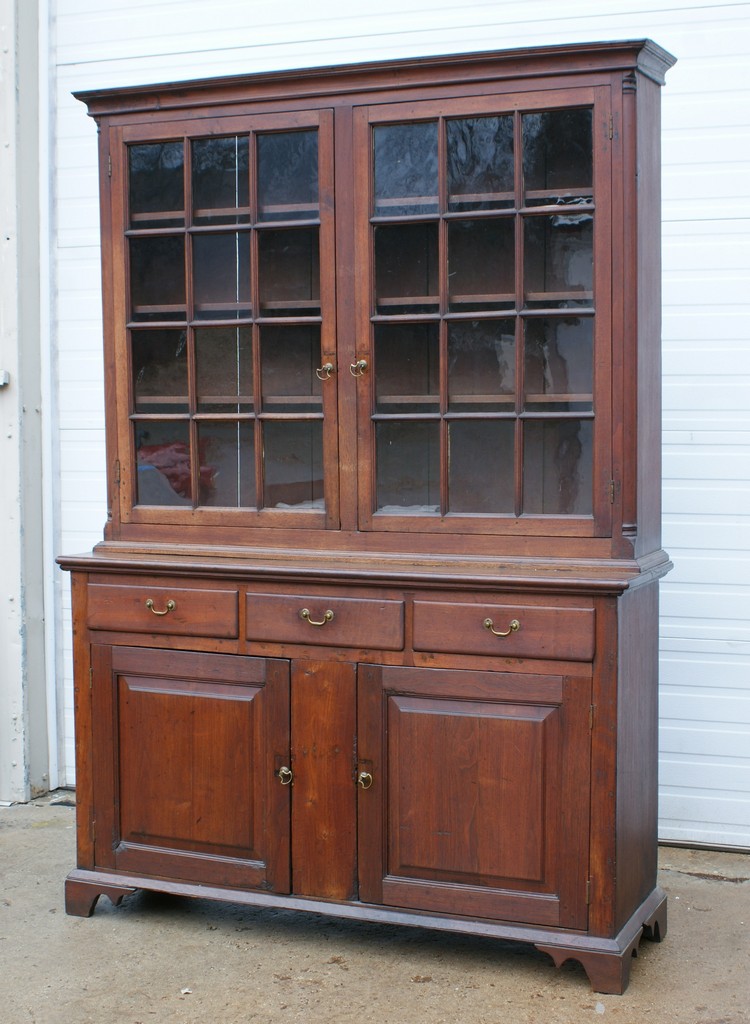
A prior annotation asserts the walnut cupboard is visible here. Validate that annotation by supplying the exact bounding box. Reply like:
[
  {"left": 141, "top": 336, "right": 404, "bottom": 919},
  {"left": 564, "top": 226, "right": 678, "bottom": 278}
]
[{"left": 61, "top": 40, "right": 675, "bottom": 994}]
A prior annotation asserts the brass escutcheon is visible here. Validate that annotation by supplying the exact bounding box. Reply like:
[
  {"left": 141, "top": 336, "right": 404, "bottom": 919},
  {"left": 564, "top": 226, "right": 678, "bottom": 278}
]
[
  {"left": 349, "top": 358, "right": 368, "bottom": 377},
  {"left": 357, "top": 771, "right": 373, "bottom": 790},
  {"left": 483, "top": 617, "right": 520, "bottom": 637},
  {"left": 278, "top": 766, "right": 293, "bottom": 786},
  {"left": 145, "top": 598, "right": 176, "bottom": 616}
]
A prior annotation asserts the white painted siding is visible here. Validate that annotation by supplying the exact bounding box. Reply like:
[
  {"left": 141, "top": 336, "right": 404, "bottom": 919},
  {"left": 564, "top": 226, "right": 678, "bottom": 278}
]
[{"left": 51, "top": 0, "right": 750, "bottom": 847}]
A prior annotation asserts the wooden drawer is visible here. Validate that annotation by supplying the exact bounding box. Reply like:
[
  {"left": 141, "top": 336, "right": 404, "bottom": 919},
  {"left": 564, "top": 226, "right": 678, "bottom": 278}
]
[
  {"left": 87, "top": 582, "right": 239, "bottom": 639},
  {"left": 246, "top": 592, "right": 404, "bottom": 650},
  {"left": 413, "top": 599, "right": 595, "bottom": 662}
]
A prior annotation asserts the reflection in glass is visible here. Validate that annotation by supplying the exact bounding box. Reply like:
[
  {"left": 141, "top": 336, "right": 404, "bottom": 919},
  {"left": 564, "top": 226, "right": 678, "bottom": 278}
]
[
  {"left": 261, "top": 325, "right": 322, "bottom": 413},
  {"left": 523, "top": 419, "right": 593, "bottom": 515},
  {"left": 196, "top": 421, "right": 255, "bottom": 507},
  {"left": 448, "top": 420, "right": 514, "bottom": 513},
  {"left": 448, "top": 219, "right": 514, "bottom": 311},
  {"left": 192, "top": 136, "right": 250, "bottom": 224},
  {"left": 130, "top": 236, "right": 185, "bottom": 321},
  {"left": 129, "top": 143, "right": 184, "bottom": 228},
  {"left": 373, "top": 122, "right": 439, "bottom": 216},
  {"left": 193, "top": 233, "right": 251, "bottom": 319},
  {"left": 524, "top": 215, "right": 593, "bottom": 306},
  {"left": 448, "top": 320, "right": 515, "bottom": 411},
  {"left": 374, "top": 223, "right": 439, "bottom": 314},
  {"left": 195, "top": 327, "right": 253, "bottom": 412},
  {"left": 376, "top": 421, "right": 439, "bottom": 512},
  {"left": 523, "top": 108, "right": 593, "bottom": 203},
  {"left": 257, "top": 131, "right": 319, "bottom": 221},
  {"left": 447, "top": 116, "right": 514, "bottom": 211},
  {"left": 134, "top": 420, "right": 192, "bottom": 505},
  {"left": 131, "top": 329, "right": 188, "bottom": 412},
  {"left": 524, "top": 318, "right": 593, "bottom": 411},
  {"left": 375, "top": 323, "right": 439, "bottom": 413},
  {"left": 258, "top": 228, "right": 320, "bottom": 316},
  {"left": 263, "top": 420, "right": 323, "bottom": 508}
]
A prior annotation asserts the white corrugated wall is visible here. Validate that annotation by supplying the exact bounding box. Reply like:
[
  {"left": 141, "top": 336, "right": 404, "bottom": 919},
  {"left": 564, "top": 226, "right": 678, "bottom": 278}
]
[{"left": 50, "top": 0, "right": 750, "bottom": 847}]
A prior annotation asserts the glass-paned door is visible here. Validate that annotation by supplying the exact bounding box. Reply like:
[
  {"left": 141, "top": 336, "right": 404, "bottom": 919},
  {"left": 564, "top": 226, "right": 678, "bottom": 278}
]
[
  {"left": 355, "top": 91, "right": 611, "bottom": 536},
  {"left": 118, "top": 111, "right": 337, "bottom": 525}
]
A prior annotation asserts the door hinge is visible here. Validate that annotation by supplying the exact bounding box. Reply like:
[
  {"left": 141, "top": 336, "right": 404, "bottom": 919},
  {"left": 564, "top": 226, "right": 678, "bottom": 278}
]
[
  {"left": 115, "top": 459, "right": 121, "bottom": 485},
  {"left": 608, "top": 115, "right": 614, "bottom": 140},
  {"left": 91, "top": 817, "right": 96, "bottom": 844},
  {"left": 589, "top": 704, "right": 595, "bottom": 731},
  {"left": 609, "top": 479, "right": 616, "bottom": 503},
  {"left": 89, "top": 667, "right": 93, "bottom": 690},
  {"left": 108, "top": 154, "right": 112, "bottom": 177},
  {"left": 586, "top": 878, "right": 592, "bottom": 905}
]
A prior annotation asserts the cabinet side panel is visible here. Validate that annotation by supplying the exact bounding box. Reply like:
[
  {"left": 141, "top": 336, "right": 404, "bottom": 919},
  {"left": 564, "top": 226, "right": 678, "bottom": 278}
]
[
  {"left": 71, "top": 572, "right": 94, "bottom": 867},
  {"left": 615, "top": 582, "right": 660, "bottom": 928},
  {"left": 635, "top": 75, "right": 664, "bottom": 557}
]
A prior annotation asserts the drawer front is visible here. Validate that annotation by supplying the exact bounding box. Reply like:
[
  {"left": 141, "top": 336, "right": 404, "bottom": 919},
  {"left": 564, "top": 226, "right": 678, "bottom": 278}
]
[
  {"left": 246, "top": 592, "right": 404, "bottom": 650},
  {"left": 88, "top": 583, "right": 239, "bottom": 639},
  {"left": 413, "top": 600, "right": 595, "bottom": 662}
]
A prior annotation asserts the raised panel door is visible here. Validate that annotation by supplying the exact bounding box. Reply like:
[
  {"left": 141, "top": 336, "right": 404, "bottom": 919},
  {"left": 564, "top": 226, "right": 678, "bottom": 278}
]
[
  {"left": 91, "top": 646, "right": 291, "bottom": 893},
  {"left": 357, "top": 664, "right": 591, "bottom": 928}
]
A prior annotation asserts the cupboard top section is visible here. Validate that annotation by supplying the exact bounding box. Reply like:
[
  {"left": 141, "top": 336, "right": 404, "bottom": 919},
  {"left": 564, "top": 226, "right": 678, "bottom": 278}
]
[{"left": 75, "top": 40, "right": 675, "bottom": 120}]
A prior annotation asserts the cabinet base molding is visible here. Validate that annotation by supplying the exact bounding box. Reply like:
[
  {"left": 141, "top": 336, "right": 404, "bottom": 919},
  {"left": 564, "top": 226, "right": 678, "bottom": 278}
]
[{"left": 65, "top": 868, "right": 666, "bottom": 994}]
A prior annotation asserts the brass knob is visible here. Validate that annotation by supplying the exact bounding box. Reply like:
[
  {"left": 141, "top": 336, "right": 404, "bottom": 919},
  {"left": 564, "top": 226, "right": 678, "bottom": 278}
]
[
  {"left": 357, "top": 771, "right": 373, "bottom": 790},
  {"left": 316, "top": 362, "right": 334, "bottom": 381},
  {"left": 349, "top": 359, "right": 368, "bottom": 377},
  {"left": 299, "top": 608, "right": 334, "bottom": 627},
  {"left": 145, "top": 598, "right": 176, "bottom": 616},
  {"left": 483, "top": 617, "right": 520, "bottom": 637},
  {"left": 278, "top": 766, "right": 293, "bottom": 786}
]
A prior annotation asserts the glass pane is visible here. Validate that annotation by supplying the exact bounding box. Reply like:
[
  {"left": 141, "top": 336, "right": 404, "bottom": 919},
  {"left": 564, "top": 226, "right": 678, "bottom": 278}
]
[
  {"left": 192, "top": 136, "right": 250, "bottom": 225},
  {"left": 131, "top": 329, "right": 188, "bottom": 413},
  {"left": 448, "top": 219, "right": 514, "bottom": 312},
  {"left": 134, "top": 420, "right": 192, "bottom": 506},
  {"left": 261, "top": 325, "right": 322, "bottom": 413},
  {"left": 523, "top": 108, "right": 593, "bottom": 206},
  {"left": 448, "top": 320, "right": 515, "bottom": 412},
  {"left": 257, "top": 131, "right": 319, "bottom": 221},
  {"left": 375, "top": 323, "right": 439, "bottom": 414},
  {"left": 524, "top": 317, "right": 593, "bottom": 411},
  {"left": 523, "top": 419, "right": 593, "bottom": 515},
  {"left": 374, "top": 223, "right": 438, "bottom": 315},
  {"left": 375, "top": 421, "right": 439, "bottom": 512},
  {"left": 195, "top": 327, "right": 253, "bottom": 412},
  {"left": 258, "top": 228, "right": 320, "bottom": 316},
  {"left": 373, "top": 122, "right": 438, "bottom": 216},
  {"left": 263, "top": 420, "right": 323, "bottom": 509},
  {"left": 130, "top": 236, "right": 185, "bottom": 322},
  {"left": 196, "top": 421, "right": 255, "bottom": 507},
  {"left": 193, "top": 232, "right": 251, "bottom": 319},
  {"left": 524, "top": 215, "right": 593, "bottom": 308},
  {"left": 447, "top": 115, "right": 514, "bottom": 211},
  {"left": 129, "top": 143, "right": 184, "bottom": 228},
  {"left": 448, "top": 420, "right": 514, "bottom": 513}
]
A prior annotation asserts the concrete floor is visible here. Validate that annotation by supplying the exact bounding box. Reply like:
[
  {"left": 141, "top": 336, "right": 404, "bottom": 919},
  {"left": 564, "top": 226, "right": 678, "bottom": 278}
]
[{"left": 1, "top": 794, "right": 748, "bottom": 1024}]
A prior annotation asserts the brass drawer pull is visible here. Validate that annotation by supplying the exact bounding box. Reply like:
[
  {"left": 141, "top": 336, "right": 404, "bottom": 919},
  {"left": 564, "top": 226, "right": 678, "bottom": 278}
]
[
  {"left": 315, "top": 362, "right": 334, "bottom": 381},
  {"left": 483, "top": 617, "right": 520, "bottom": 637},
  {"left": 350, "top": 358, "right": 368, "bottom": 377},
  {"left": 357, "top": 771, "right": 373, "bottom": 790},
  {"left": 299, "top": 607, "right": 334, "bottom": 627},
  {"left": 278, "top": 766, "right": 293, "bottom": 786},
  {"left": 145, "top": 598, "right": 176, "bottom": 616}
]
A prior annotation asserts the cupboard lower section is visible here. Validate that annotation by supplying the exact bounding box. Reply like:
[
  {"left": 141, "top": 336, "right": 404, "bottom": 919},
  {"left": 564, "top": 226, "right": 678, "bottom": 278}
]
[{"left": 65, "top": 568, "right": 665, "bottom": 994}]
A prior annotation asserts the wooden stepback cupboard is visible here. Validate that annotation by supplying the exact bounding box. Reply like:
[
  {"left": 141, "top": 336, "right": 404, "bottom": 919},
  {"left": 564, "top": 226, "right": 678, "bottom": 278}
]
[{"left": 62, "top": 40, "right": 675, "bottom": 993}]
